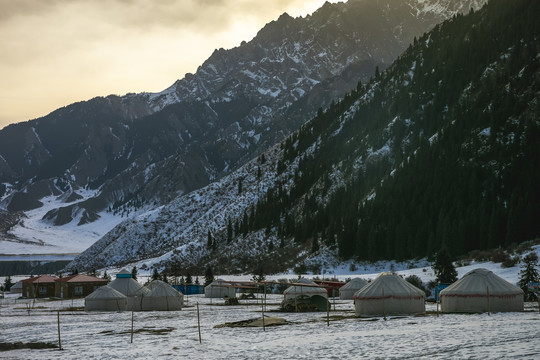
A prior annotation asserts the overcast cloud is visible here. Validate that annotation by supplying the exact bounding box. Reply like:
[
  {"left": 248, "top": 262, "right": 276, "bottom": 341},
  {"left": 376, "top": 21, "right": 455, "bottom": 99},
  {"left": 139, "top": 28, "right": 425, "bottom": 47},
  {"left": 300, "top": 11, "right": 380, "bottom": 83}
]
[{"left": 0, "top": 0, "right": 337, "bottom": 129}]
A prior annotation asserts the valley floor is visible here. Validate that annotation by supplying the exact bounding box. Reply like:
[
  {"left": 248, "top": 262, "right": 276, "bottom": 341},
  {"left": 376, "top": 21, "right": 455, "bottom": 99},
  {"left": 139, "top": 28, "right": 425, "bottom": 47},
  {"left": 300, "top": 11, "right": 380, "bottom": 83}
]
[{"left": 1, "top": 294, "right": 538, "bottom": 359}]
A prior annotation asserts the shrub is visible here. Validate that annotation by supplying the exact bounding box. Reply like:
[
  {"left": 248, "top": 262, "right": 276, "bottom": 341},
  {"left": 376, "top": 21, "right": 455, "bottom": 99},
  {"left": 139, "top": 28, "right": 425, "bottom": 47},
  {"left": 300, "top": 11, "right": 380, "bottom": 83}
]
[
  {"left": 501, "top": 255, "right": 520, "bottom": 268},
  {"left": 406, "top": 275, "right": 428, "bottom": 296}
]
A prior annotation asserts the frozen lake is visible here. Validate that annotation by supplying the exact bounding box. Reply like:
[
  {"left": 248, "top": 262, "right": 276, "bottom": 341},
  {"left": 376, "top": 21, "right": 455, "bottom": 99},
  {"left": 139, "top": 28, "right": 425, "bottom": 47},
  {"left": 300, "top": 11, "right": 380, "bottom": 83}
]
[{"left": 1, "top": 295, "right": 539, "bottom": 359}]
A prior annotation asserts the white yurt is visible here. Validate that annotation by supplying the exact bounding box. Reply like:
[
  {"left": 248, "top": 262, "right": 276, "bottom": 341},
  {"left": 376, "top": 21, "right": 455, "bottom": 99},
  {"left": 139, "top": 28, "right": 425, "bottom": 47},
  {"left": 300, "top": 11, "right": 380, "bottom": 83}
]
[
  {"left": 137, "top": 280, "right": 184, "bottom": 311},
  {"left": 205, "top": 279, "right": 236, "bottom": 298},
  {"left": 108, "top": 269, "right": 144, "bottom": 297},
  {"left": 339, "top": 278, "right": 368, "bottom": 300},
  {"left": 128, "top": 284, "right": 151, "bottom": 311},
  {"left": 283, "top": 278, "right": 328, "bottom": 311},
  {"left": 85, "top": 285, "right": 128, "bottom": 312},
  {"left": 353, "top": 273, "right": 425, "bottom": 317},
  {"left": 439, "top": 268, "right": 524, "bottom": 313}
]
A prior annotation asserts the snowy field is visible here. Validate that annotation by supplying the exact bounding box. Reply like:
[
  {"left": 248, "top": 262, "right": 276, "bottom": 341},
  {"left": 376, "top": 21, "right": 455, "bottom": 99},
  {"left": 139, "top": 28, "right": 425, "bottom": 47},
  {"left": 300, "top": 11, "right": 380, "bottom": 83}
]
[
  {"left": 1, "top": 294, "right": 539, "bottom": 360},
  {"left": 1, "top": 192, "right": 126, "bottom": 259}
]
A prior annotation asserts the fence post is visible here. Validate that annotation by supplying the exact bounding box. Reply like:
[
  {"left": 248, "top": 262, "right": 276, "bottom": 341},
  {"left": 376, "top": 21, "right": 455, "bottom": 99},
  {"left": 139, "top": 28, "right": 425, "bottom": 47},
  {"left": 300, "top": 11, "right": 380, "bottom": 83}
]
[
  {"left": 326, "top": 298, "right": 330, "bottom": 326},
  {"left": 486, "top": 286, "right": 490, "bottom": 316},
  {"left": 197, "top": 303, "right": 202, "bottom": 344},
  {"left": 57, "top": 310, "right": 62, "bottom": 350},
  {"left": 131, "top": 311, "right": 134, "bottom": 344}
]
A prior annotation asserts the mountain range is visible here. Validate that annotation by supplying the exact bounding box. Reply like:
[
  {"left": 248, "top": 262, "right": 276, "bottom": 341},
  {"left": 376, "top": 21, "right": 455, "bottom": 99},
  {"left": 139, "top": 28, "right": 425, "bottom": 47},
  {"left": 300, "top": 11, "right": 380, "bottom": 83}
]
[
  {"left": 4, "top": 0, "right": 536, "bottom": 276},
  {"left": 0, "top": 0, "right": 484, "bottom": 236},
  {"left": 66, "top": 0, "right": 539, "bottom": 274}
]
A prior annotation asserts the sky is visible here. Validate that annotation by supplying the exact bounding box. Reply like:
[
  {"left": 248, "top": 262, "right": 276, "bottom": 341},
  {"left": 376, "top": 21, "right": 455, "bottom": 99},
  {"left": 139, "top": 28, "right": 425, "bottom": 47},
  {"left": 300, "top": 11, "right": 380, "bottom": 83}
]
[{"left": 0, "top": 0, "right": 341, "bottom": 130}]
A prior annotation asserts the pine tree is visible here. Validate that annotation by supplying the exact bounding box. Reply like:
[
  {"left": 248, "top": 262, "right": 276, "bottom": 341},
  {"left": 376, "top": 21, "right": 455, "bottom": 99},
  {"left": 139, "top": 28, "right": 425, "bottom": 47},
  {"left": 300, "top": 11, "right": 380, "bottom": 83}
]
[
  {"left": 204, "top": 266, "right": 215, "bottom": 286},
  {"left": 3, "top": 276, "right": 13, "bottom": 292},
  {"left": 131, "top": 266, "right": 138, "bottom": 281},
  {"left": 102, "top": 271, "right": 111, "bottom": 281},
  {"left": 518, "top": 253, "right": 539, "bottom": 301},
  {"left": 151, "top": 268, "right": 160, "bottom": 281},
  {"left": 251, "top": 265, "right": 266, "bottom": 283},
  {"left": 207, "top": 230, "right": 213, "bottom": 249},
  {"left": 432, "top": 247, "right": 458, "bottom": 284},
  {"left": 186, "top": 271, "right": 193, "bottom": 285},
  {"left": 311, "top": 237, "right": 320, "bottom": 254},
  {"left": 227, "top": 218, "right": 233, "bottom": 243},
  {"left": 238, "top": 178, "right": 243, "bottom": 195}
]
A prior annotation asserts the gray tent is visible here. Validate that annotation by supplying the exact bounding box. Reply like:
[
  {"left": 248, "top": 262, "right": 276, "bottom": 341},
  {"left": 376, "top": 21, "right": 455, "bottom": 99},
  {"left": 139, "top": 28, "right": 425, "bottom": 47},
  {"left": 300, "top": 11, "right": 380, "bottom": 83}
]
[
  {"left": 9, "top": 281, "right": 23, "bottom": 294},
  {"left": 440, "top": 268, "right": 524, "bottom": 313},
  {"left": 137, "top": 280, "right": 184, "bottom": 311},
  {"left": 205, "top": 279, "right": 236, "bottom": 298},
  {"left": 339, "top": 278, "right": 368, "bottom": 300},
  {"left": 354, "top": 273, "right": 425, "bottom": 317},
  {"left": 282, "top": 278, "right": 328, "bottom": 312},
  {"left": 85, "top": 285, "right": 127, "bottom": 312}
]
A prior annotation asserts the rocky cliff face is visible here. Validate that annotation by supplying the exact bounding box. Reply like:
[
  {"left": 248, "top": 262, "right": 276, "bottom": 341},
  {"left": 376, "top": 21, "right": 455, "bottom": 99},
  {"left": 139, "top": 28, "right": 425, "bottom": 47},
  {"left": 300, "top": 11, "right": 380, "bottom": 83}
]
[{"left": 1, "top": 0, "right": 485, "bottom": 249}]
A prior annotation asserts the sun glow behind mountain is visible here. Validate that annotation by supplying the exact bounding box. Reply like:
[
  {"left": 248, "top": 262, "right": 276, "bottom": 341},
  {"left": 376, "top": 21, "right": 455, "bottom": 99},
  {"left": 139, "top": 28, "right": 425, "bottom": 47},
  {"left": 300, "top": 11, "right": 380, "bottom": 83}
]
[{"left": 0, "top": 0, "right": 339, "bottom": 129}]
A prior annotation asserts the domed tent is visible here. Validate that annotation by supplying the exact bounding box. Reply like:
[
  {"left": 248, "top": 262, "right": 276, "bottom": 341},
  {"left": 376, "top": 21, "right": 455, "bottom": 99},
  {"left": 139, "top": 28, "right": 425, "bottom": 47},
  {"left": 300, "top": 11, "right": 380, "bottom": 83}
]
[
  {"left": 339, "top": 278, "right": 368, "bottom": 300},
  {"left": 137, "top": 280, "right": 184, "bottom": 311},
  {"left": 282, "top": 278, "right": 328, "bottom": 312},
  {"left": 85, "top": 285, "right": 127, "bottom": 312},
  {"left": 205, "top": 279, "right": 237, "bottom": 299},
  {"left": 439, "top": 268, "right": 524, "bottom": 313},
  {"left": 353, "top": 273, "right": 425, "bottom": 317},
  {"left": 108, "top": 269, "right": 144, "bottom": 297}
]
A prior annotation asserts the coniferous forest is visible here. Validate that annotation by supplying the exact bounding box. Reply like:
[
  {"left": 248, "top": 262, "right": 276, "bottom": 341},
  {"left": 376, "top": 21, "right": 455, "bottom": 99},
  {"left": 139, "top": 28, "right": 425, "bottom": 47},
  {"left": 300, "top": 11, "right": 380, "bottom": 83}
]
[{"left": 224, "top": 0, "right": 540, "bottom": 262}]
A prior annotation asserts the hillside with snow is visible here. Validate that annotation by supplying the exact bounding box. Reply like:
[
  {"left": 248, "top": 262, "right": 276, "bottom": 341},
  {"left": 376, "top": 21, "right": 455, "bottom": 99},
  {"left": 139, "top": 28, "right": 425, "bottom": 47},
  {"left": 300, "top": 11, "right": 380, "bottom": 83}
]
[
  {"left": 66, "top": 0, "right": 539, "bottom": 275},
  {"left": 0, "top": 0, "right": 488, "bottom": 268}
]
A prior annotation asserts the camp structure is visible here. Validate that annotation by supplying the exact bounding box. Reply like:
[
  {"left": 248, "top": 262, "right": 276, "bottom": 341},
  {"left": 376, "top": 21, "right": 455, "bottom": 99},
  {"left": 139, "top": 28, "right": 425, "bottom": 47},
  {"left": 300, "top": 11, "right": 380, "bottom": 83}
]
[
  {"left": 353, "top": 273, "right": 425, "bottom": 317},
  {"left": 439, "top": 268, "right": 524, "bottom": 313},
  {"left": 135, "top": 280, "right": 184, "bottom": 311},
  {"left": 205, "top": 279, "right": 237, "bottom": 299},
  {"left": 339, "top": 278, "right": 368, "bottom": 300},
  {"left": 21, "top": 275, "right": 58, "bottom": 298},
  {"left": 108, "top": 269, "right": 144, "bottom": 297},
  {"left": 85, "top": 285, "right": 128, "bottom": 312},
  {"left": 282, "top": 278, "right": 328, "bottom": 312},
  {"left": 55, "top": 274, "right": 108, "bottom": 298},
  {"left": 9, "top": 281, "right": 23, "bottom": 295}
]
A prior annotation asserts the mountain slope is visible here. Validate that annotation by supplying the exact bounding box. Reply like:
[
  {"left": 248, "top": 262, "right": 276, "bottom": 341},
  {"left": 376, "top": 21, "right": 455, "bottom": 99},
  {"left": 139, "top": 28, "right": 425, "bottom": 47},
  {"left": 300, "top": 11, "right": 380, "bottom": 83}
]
[
  {"left": 67, "top": 0, "right": 539, "bottom": 273},
  {"left": 0, "top": 0, "right": 486, "bottom": 253}
]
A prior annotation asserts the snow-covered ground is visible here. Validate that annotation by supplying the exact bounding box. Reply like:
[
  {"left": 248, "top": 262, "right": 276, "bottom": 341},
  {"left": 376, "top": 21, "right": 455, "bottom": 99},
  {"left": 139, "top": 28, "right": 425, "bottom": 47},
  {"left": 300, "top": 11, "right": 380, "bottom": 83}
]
[
  {"left": 0, "top": 294, "right": 538, "bottom": 359},
  {"left": 1, "top": 246, "right": 539, "bottom": 359},
  {"left": 1, "top": 192, "right": 126, "bottom": 260}
]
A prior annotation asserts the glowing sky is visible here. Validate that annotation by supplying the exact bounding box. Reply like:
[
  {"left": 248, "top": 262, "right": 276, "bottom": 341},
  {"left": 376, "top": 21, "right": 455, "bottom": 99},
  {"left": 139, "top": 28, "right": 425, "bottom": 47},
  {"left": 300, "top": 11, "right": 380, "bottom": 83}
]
[{"left": 0, "top": 0, "right": 340, "bottom": 130}]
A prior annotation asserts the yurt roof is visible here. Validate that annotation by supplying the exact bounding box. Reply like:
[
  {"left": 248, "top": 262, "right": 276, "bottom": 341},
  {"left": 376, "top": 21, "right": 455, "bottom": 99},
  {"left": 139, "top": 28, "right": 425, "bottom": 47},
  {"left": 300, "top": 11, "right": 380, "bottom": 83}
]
[
  {"left": 354, "top": 273, "right": 424, "bottom": 299},
  {"left": 207, "top": 279, "right": 230, "bottom": 287},
  {"left": 85, "top": 285, "right": 126, "bottom": 300},
  {"left": 109, "top": 277, "right": 143, "bottom": 296},
  {"left": 440, "top": 268, "right": 523, "bottom": 296},
  {"left": 341, "top": 278, "right": 368, "bottom": 290},
  {"left": 115, "top": 268, "right": 132, "bottom": 278},
  {"left": 145, "top": 280, "right": 183, "bottom": 297},
  {"left": 284, "top": 283, "right": 327, "bottom": 296}
]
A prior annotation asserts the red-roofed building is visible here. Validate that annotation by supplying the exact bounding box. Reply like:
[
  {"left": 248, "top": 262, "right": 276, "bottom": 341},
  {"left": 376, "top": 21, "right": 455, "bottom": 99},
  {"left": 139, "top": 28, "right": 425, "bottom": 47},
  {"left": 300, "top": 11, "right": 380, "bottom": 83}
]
[
  {"left": 55, "top": 274, "right": 108, "bottom": 299},
  {"left": 21, "top": 275, "right": 58, "bottom": 298}
]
